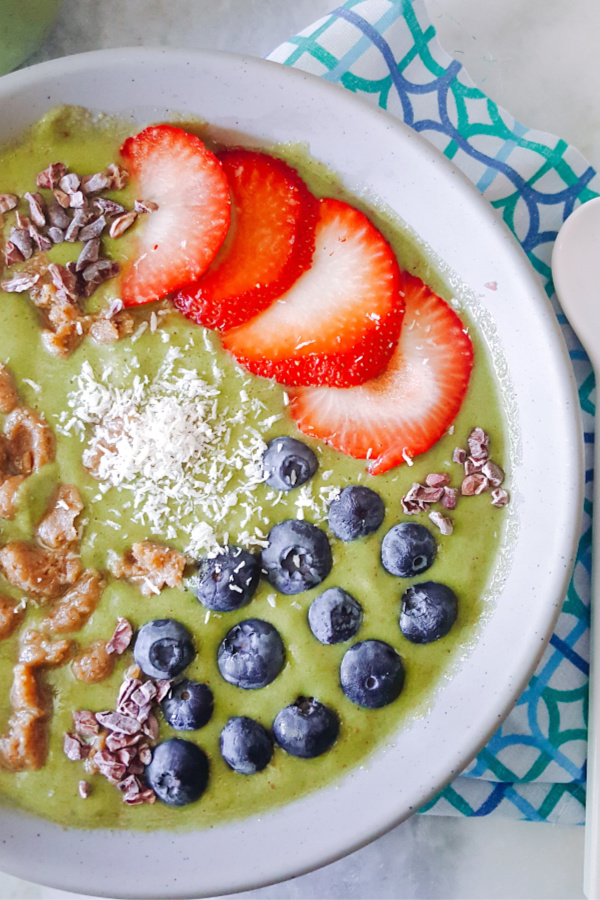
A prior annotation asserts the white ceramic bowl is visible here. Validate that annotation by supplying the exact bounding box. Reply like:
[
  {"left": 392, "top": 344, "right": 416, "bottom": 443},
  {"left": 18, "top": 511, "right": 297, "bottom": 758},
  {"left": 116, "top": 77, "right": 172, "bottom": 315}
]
[{"left": 0, "top": 48, "right": 583, "bottom": 898}]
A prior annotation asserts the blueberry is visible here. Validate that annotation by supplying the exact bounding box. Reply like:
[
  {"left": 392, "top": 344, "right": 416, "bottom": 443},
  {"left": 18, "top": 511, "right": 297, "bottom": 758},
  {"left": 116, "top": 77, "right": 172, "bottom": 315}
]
[
  {"left": 134, "top": 619, "right": 195, "bottom": 680},
  {"left": 220, "top": 716, "right": 273, "bottom": 774},
  {"left": 400, "top": 581, "right": 458, "bottom": 644},
  {"left": 161, "top": 679, "right": 214, "bottom": 731},
  {"left": 308, "top": 587, "right": 363, "bottom": 644},
  {"left": 328, "top": 486, "right": 385, "bottom": 541},
  {"left": 261, "top": 520, "right": 332, "bottom": 595},
  {"left": 381, "top": 522, "right": 437, "bottom": 578},
  {"left": 192, "top": 546, "right": 260, "bottom": 612},
  {"left": 262, "top": 436, "right": 318, "bottom": 492},
  {"left": 340, "top": 640, "right": 404, "bottom": 709},
  {"left": 273, "top": 697, "right": 339, "bottom": 758},
  {"left": 145, "top": 738, "right": 208, "bottom": 806},
  {"left": 217, "top": 618, "right": 285, "bottom": 689}
]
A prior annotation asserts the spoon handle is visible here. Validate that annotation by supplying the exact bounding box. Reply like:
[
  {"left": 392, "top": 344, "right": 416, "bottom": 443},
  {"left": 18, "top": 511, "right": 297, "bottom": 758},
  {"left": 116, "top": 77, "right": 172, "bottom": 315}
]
[
  {"left": 584, "top": 425, "right": 600, "bottom": 900},
  {"left": 551, "top": 198, "right": 600, "bottom": 898}
]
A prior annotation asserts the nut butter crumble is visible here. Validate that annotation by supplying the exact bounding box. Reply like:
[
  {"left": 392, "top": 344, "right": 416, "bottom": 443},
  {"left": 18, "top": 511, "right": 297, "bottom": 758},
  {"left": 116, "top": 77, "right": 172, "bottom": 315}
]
[{"left": 112, "top": 541, "right": 186, "bottom": 597}]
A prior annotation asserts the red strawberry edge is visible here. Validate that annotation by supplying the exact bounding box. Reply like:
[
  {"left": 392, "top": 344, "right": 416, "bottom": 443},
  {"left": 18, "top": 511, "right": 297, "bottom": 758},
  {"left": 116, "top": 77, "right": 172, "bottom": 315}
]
[
  {"left": 119, "top": 124, "right": 231, "bottom": 307},
  {"left": 288, "top": 272, "right": 475, "bottom": 474},
  {"left": 173, "top": 149, "right": 319, "bottom": 332}
]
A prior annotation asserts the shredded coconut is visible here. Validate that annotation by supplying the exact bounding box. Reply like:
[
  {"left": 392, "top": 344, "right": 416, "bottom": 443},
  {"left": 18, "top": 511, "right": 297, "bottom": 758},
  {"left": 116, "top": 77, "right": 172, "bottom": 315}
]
[{"left": 55, "top": 348, "right": 271, "bottom": 554}]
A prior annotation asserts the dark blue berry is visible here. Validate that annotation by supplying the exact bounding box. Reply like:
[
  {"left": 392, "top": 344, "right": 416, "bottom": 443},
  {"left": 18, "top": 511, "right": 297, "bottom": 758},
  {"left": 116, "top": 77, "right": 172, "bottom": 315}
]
[
  {"left": 134, "top": 619, "right": 195, "bottom": 680},
  {"left": 145, "top": 738, "right": 208, "bottom": 806},
  {"left": 273, "top": 697, "right": 339, "bottom": 758},
  {"left": 263, "top": 436, "right": 318, "bottom": 491},
  {"left": 328, "top": 485, "right": 385, "bottom": 541},
  {"left": 192, "top": 546, "right": 260, "bottom": 612},
  {"left": 261, "top": 520, "right": 332, "bottom": 594},
  {"left": 381, "top": 522, "right": 437, "bottom": 578},
  {"left": 161, "top": 679, "right": 214, "bottom": 731},
  {"left": 400, "top": 581, "right": 458, "bottom": 643},
  {"left": 340, "top": 640, "right": 404, "bottom": 709},
  {"left": 308, "top": 587, "right": 363, "bottom": 644},
  {"left": 220, "top": 716, "right": 273, "bottom": 774},
  {"left": 217, "top": 618, "right": 285, "bottom": 689}
]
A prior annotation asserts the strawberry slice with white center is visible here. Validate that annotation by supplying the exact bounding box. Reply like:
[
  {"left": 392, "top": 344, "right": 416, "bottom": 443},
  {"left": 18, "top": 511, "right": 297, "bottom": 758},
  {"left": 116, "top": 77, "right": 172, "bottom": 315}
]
[
  {"left": 221, "top": 198, "right": 404, "bottom": 388},
  {"left": 173, "top": 149, "right": 319, "bottom": 332},
  {"left": 288, "top": 273, "right": 474, "bottom": 474},
  {"left": 119, "top": 124, "right": 231, "bottom": 306}
]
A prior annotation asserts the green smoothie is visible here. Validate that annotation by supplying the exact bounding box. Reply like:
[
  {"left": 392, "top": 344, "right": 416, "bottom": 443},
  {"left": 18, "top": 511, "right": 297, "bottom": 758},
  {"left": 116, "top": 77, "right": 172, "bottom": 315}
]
[{"left": 0, "top": 107, "right": 510, "bottom": 830}]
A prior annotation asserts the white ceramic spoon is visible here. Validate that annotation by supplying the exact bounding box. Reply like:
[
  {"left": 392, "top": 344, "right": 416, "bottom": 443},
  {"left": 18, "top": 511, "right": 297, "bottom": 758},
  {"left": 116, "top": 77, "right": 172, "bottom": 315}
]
[{"left": 552, "top": 196, "right": 600, "bottom": 900}]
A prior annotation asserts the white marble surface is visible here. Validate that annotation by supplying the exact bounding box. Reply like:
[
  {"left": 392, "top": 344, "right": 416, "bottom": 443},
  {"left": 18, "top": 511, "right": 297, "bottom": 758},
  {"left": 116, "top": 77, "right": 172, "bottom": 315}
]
[{"left": 1, "top": 0, "right": 599, "bottom": 898}]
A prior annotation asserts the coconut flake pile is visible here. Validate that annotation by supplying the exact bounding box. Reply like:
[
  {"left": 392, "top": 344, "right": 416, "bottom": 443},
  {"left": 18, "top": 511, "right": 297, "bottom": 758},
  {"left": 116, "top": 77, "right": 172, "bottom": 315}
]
[{"left": 56, "top": 347, "right": 271, "bottom": 554}]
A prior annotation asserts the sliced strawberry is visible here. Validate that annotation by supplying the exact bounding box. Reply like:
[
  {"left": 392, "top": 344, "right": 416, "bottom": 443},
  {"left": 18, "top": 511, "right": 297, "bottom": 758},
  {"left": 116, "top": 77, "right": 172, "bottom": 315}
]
[
  {"left": 221, "top": 198, "right": 404, "bottom": 387},
  {"left": 119, "top": 124, "right": 230, "bottom": 306},
  {"left": 173, "top": 149, "right": 318, "bottom": 332},
  {"left": 288, "top": 273, "right": 474, "bottom": 474}
]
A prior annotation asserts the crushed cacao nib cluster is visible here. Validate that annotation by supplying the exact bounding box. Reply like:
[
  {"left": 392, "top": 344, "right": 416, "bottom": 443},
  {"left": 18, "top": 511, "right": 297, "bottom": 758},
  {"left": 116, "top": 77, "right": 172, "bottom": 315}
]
[
  {"left": 400, "top": 427, "right": 509, "bottom": 535},
  {"left": 63, "top": 644, "right": 168, "bottom": 808},
  {"left": 0, "top": 162, "right": 158, "bottom": 358},
  {"left": 453, "top": 427, "right": 509, "bottom": 506}
]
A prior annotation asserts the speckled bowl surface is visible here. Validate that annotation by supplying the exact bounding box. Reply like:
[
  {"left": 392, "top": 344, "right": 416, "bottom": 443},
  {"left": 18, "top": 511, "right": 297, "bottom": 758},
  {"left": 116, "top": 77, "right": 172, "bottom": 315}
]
[{"left": 0, "top": 48, "right": 583, "bottom": 899}]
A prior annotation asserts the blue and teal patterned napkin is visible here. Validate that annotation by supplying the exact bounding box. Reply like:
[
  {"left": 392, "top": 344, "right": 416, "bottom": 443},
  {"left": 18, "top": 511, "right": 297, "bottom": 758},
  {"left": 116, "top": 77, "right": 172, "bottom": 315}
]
[{"left": 269, "top": 0, "right": 597, "bottom": 825}]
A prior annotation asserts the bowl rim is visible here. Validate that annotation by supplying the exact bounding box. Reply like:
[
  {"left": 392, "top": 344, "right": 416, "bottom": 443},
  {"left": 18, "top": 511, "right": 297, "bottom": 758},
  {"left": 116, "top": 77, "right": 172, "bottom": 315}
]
[{"left": 0, "top": 46, "right": 584, "bottom": 898}]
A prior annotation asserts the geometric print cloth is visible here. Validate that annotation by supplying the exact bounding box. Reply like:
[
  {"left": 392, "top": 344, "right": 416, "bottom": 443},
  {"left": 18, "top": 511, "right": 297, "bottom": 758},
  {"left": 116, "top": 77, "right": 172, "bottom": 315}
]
[{"left": 269, "top": 0, "right": 597, "bottom": 825}]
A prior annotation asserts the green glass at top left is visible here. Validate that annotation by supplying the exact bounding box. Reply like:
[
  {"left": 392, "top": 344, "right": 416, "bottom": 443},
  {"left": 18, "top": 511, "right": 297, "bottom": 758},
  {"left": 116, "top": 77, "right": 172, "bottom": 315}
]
[{"left": 0, "top": 0, "right": 62, "bottom": 76}]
